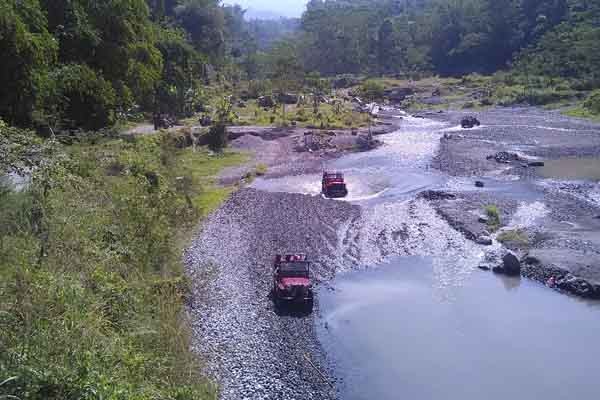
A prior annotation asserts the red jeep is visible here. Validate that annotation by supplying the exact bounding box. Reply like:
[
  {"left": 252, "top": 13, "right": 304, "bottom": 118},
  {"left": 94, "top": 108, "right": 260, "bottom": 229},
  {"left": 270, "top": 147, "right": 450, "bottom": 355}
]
[
  {"left": 272, "top": 254, "right": 314, "bottom": 311},
  {"left": 322, "top": 172, "right": 348, "bottom": 198}
]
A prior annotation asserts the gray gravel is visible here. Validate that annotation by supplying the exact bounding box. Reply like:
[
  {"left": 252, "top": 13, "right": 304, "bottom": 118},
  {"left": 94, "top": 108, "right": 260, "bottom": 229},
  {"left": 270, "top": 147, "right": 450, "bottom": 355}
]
[{"left": 184, "top": 189, "right": 359, "bottom": 400}]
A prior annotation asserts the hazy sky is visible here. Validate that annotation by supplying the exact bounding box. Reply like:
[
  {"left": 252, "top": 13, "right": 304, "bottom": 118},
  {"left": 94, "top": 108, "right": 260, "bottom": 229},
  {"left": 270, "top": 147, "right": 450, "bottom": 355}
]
[{"left": 231, "top": 0, "right": 308, "bottom": 18}]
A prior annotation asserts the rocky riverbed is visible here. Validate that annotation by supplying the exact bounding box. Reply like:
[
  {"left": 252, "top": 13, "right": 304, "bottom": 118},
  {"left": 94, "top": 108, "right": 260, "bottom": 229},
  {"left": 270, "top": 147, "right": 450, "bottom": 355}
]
[
  {"left": 429, "top": 107, "right": 600, "bottom": 298},
  {"left": 185, "top": 105, "right": 600, "bottom": 399}
]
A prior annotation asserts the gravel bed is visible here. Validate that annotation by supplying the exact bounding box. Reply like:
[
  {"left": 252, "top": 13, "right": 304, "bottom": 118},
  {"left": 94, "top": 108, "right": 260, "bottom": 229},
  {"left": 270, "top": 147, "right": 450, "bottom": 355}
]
[{"left": 184, "top": 189, "right": 359, "bottom": 400}]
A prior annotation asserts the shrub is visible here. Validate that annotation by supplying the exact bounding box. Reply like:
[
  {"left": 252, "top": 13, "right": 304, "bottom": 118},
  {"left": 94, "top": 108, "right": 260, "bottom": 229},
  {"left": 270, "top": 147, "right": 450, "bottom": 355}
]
[
  {"left": 497, "top": 229, "right": 529, "bottom": 246},
  {"left": 255, "top": 164, "right": 268, "bottom": 176},
  {"left": 359, "top": 80, "right": 385, "bottom": 102},
  {"left": 0, "top": 132, "right": 236, "bottom": 400},
  {"left": 584, "top": 90, "right": 600, "bottom": 115},
  {"left": 485, "top": 204, "right": 501, "bottom": 232}
]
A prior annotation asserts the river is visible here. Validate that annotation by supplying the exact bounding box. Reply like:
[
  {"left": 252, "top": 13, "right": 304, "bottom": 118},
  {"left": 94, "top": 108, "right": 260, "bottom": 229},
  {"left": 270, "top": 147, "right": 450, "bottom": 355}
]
[{"left": 252, "top": 110, "right": 600, "bottom": 398}]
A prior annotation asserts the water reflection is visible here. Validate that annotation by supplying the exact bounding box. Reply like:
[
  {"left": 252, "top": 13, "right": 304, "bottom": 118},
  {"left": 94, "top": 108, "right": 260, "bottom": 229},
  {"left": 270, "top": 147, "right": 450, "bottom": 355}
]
[
  {"left": 497, "top": 274, "right": 521, "bottom": 292},
  {"left": 318, "top": 256, "right": 600, "bottom": 400}
]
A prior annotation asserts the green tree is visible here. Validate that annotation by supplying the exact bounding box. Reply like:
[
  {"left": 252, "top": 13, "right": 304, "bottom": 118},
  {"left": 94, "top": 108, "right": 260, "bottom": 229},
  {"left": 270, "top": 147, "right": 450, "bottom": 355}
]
[
  {"left": 207, "top": 96, "right": 233, "bottom": 151},
  {"left": 268, "top": 41, "right": 303, "bottom": 121},
  {"left": 305, "top": 72, "right": 330, "bottom": 115},
  {"left": 0, "top": 0, "right": 56, "bottom": 125}
]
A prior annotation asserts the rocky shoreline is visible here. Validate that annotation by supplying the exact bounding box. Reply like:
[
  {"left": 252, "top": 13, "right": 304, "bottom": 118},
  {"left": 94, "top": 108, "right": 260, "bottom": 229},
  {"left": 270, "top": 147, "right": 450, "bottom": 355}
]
[{"left": 425, "top": 107, "right": 600, "bottom": 299}]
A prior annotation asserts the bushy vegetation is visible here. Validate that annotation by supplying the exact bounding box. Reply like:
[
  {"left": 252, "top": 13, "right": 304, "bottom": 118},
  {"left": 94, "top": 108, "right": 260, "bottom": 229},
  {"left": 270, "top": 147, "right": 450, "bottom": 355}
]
[
  {"left": 0, "top": 0, "right": 255, "bottom": 131},
  {"left": 584, "top": 90, "right": 600, "bottom": 115},
  {"left": 0, "top": 124, "right": 245, "bottom": 399},
  {"left": 233, "top": 100, "right": 369, "bottom": 129},
  {"left": 497, "top": 229, "right": 530, "bottom": 246},
  {"left": 485, "top": 204, "right": 501, "bottom": 232}
]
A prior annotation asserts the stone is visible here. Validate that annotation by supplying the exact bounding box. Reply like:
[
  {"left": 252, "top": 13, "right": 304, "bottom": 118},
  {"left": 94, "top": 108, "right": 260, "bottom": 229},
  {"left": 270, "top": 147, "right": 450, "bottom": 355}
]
[
  {"left": 478, "top": 215, "right": 489, "bottom": 224},
  {"left": 478, "top": 265, "right": 491, "bottom": 271},
  {"left": 475, "top": 181, "right": 485, "bottom": 188},
  {"left": 487, "top": 151, "right": 521, "bottom": 164},
  {"left": 461, "top": 116, "right": 481, "bottom": 129},
  {"left": 502, "top": 252, "right": 521, "bottom": 276},
  {"left": 476, "top": 236, "right": 493, "bottom": 246}
]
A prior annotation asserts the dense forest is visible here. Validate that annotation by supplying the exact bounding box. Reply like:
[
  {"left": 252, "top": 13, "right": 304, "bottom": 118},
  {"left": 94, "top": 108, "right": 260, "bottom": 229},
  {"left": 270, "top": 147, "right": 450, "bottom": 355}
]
[
  {"left": 1, "top": 0, "right": 599, "bottom": 132},
  {"left": 293, "top": 0, "right": 599, "bottom": 83}
]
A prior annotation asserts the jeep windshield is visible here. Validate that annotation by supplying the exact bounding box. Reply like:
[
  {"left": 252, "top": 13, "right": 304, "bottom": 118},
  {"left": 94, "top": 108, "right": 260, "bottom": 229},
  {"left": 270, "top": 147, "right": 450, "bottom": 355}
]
[
  {"left": 327, "top": 183, "right": 346, "bottom": 191},
  {"left": 279, "top": 262, "right": 309, "bottom": 278}
]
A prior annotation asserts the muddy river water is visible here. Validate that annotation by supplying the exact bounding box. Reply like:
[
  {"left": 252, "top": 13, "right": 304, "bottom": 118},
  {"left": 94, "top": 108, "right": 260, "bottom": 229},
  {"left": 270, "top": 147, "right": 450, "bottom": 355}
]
[{"left": 252, "top": 112, "right": 600, "bottom": 398}]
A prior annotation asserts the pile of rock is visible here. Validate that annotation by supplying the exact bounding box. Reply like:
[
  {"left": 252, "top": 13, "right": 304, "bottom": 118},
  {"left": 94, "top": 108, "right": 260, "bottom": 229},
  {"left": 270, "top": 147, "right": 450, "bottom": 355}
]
[
  {"left": 461, "top": 116, "right": 481, "bottom": 129},
  {"left": 486, "top": 151, "right": 521, "bottom": 164}
]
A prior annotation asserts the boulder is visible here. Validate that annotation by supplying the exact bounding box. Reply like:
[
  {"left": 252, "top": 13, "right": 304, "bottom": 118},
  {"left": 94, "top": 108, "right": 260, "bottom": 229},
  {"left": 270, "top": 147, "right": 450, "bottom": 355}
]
[
  {"left": 478, "top": 265, "right": 491, "bottom": 271},
  {"left": 502, "top": 252, "right": 521, "bottom": 276},
  {"left": 475, "top": 181, "right": 485, "bottom": 188},
  {"left": 258, "top": 95, "right": 275, "bottom": 108},
  {"left": 277, "top": 93, "right": 298, "bottom": 105},
  {"left": 556, "top": 275, "right": 599, "bottom": 298},
  {"left": 461, "top": 116, "right": 481, "bottom": 129},
  {"left": 476, "top": 236, "right": 493, "bottom": 246},
  {"left": 487, "top": 151, "right": 521, "bottom": 164},
  {"left": 478, "top": 215, "right": 489, "bottom": 224}
]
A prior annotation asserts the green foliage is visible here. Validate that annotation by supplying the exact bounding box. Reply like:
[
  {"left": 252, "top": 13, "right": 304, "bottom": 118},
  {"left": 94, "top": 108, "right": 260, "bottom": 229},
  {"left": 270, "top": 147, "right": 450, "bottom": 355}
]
[
  {"left": 247, "top": 79, "right": 272, "bottom": 99},
  {"left": 233, "top": 99, "right": 369, "bottom": 129},
  {"left": 485, "top": 204, "right": 501, "bottom": 232},
  {"left": 360, "top": 80, "right": 385, "bottom": 102},
  {"left": 497, "top": 229, "right": 529, "bottom": 246},
  {"left": 255, "top": 163, "right": 268, "bottom": 176},
  {"left": 0, "top": 0, "right": 253, "bottom": 131},
  {"left": 46, "top": 64, "right": 118, "bottom": 130},
  {"left": 0, "top": 129, "right": 246, "bottom": 400},
  {"left": 584, "top": 90, "right": 600, "bottom": 115},
  {"left": 0, "top": 0, "right": 57, "bottom": 125},
  {"left": 207, "top": 97, "right": 233, "bottom": 151}
]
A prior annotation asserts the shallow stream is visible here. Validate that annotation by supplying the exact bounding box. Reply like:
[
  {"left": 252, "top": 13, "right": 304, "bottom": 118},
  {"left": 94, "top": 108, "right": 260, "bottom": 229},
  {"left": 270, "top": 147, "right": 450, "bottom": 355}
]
[{"left": 253, "top": 110, "right": 600, "bottom": 398}]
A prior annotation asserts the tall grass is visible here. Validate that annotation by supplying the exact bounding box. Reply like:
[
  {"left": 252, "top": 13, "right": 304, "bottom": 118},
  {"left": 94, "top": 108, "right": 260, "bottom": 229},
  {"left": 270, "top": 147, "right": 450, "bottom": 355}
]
[{"left": 1, "top": 130, "right": 245, "bottom": 399}]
